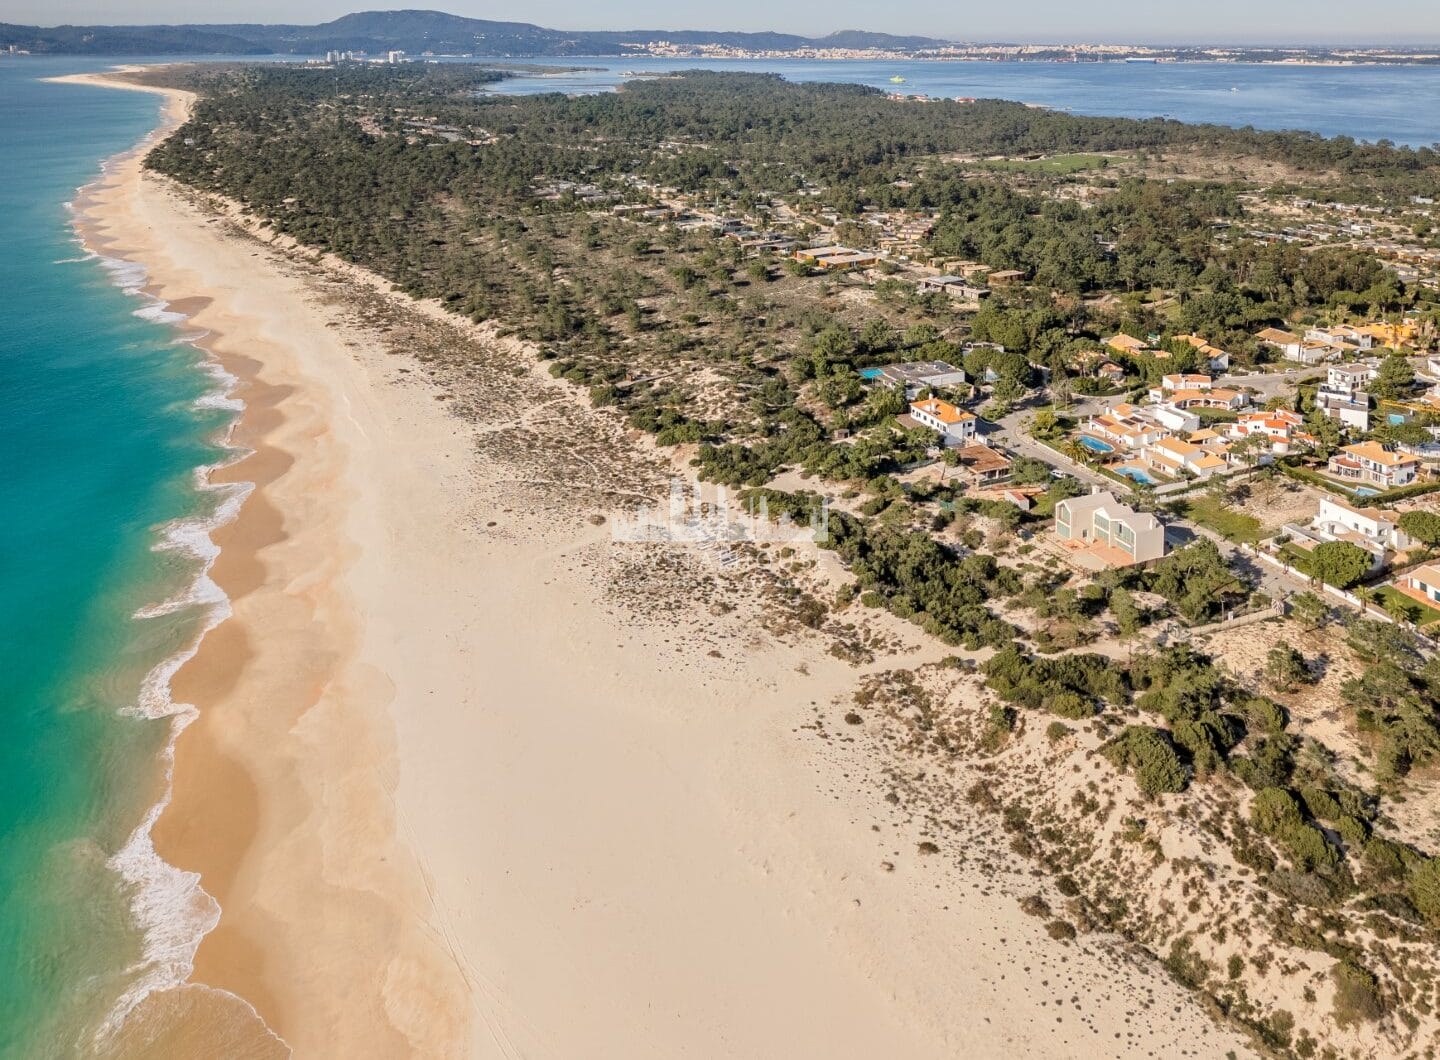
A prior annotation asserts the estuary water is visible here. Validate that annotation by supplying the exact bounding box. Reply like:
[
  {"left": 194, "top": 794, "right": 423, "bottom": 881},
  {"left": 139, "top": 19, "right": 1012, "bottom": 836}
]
[{"left": 486, "top": 56, "right": 1440, "bottom": 148}]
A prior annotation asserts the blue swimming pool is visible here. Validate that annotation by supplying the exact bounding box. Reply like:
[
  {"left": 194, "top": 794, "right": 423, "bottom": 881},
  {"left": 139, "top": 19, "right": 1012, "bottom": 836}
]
[
  {"left": 1078, "top": 435, "right": 1115, "bottom": 454},
  {"left": 1117, "top": 467, "right": 1158, "bottom": 486},
  {"left": 1354, "top": 486, "right": 1380, "bottom": 498},
  {"left": 859, "top": 367, "right": 884, "bottom": 380}
]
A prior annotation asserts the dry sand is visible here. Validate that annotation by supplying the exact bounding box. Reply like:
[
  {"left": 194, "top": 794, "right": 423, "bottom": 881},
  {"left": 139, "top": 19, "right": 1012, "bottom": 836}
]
[{"left": 65, "top": 69, "right": 1254, "bottom": 1058}]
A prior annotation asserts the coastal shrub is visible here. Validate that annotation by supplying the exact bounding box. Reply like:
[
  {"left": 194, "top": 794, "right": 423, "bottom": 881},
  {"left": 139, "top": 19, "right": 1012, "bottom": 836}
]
[
  {"left": 1251, "top": 787, "right": 1304, "bottom": 835},
  {"left": 1364, "top": 837, "right": 1418, "bottom": 883},
  {"left": 1239, "top": 696, "right": 1288, "bottom": 734},
  {"left": 1265, "top": 644, "right": 1311, "bottom": 691},
  {"left": 1171, "top": 715, "right": 1234, "bottom": 775},
  {"left": 1331, "top": 960, "right": 1384, "bottom": 1026},
  {"left": 1407, "top": 858, "right": 1440, "bottom": 926},
  {"left": 1230, "top": 733, "right": 1297, "bottom": 791},
  {"left": 1046, "top": 691, "right": 1095, "bottom": 720},
  {"left": 1336, "top": 815, "right": 1370, "bottom": 846},
  {"left": 1251, "top": 787, "right": 1340, "bottom": 873},
  {"left": 1102, "top": 725, "right": 1189, "bottom": 796},
  {"left": 1046, "top": 919, "right": 1077, "bottom": 941},
  {"left": 1299, "top": 786, "right": 1343, "bottom": 822}
]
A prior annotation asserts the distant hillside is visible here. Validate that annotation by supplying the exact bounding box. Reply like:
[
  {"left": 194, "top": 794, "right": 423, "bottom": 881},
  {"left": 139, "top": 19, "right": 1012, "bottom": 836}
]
[
  {"left": 0, "top": 22, "right": 269, "bottom": 55},
  {"left": 0, "top": 8, "right": 955, "bottom": 57}
]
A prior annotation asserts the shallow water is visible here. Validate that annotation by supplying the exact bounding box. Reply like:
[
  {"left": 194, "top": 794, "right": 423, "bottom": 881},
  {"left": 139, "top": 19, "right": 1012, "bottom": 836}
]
[{"left": 0, "top": 58, "right": 241, "bottom": 1054}]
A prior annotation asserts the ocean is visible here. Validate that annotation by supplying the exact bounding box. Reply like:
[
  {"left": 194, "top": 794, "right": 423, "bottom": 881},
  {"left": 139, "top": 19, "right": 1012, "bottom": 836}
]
[
  {"left": 0, "top": 57, "right": 243, "bottom": 1055},
  {"left": 485, "top": 56, "right": 1440, "bottom": 147},
  {"left": 0, "top": 46, "right": 1435, "bottom": 1055}
]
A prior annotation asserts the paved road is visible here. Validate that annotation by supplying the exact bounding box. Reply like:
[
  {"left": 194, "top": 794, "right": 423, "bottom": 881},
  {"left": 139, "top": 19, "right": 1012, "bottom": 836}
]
[{"left": 987, "top": 408, "right": 1115, "bottom": 490}]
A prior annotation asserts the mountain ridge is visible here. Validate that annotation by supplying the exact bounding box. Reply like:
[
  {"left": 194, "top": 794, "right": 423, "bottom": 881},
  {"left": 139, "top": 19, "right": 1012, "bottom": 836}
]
[{"left": 1, "top": 8, "right": 956, "bottom": 57}]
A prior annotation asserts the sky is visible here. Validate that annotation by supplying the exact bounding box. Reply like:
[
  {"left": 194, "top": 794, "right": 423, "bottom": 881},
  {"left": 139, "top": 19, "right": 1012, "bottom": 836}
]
[{"left": 11, "top": 0, "right": 1440, "bottom": 45}]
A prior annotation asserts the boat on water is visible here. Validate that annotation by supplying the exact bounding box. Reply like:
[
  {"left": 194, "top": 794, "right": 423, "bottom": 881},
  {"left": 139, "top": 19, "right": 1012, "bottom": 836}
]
[
  {"left": 889, "top": 75, "right": 906, "bottom": 84},
  {"left": 1124, "top": 57, "right": 1158, "bottom": 64}
]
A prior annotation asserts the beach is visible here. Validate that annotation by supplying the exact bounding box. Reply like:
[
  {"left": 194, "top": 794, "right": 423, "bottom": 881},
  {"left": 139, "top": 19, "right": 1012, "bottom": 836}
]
[{"left": 66, "top": 69, "right": 1254, "bottom": 1058}]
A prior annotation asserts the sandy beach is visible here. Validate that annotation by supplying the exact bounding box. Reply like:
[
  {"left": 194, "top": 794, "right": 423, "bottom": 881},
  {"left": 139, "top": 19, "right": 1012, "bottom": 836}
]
[{"left": 64, "top": 69, "right": 1255, "bottom": 1058}]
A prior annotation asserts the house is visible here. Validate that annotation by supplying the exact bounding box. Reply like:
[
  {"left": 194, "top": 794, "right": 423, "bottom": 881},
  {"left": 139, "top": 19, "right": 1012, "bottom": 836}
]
[
  {"left": 1256, "top": 327, "right": 1301, "bottom": 360},
  {"left": 909, "top": 398, "right": 978, "bottom": 446},
  {"left": 1107, "top": 333, "right": 1150, "bottom": 356},
  {"left": 916, "top": 275, "right": 990, "bottom": 301},
  {"left": 1162, "top": 387, "right": 1247, "bottom": 411},
  {"left": 1227, "top": 409, "right": 1315, "bottom": 459},
  {"left": 951, "top": 443, "right": 1012, "bottom": 484},
  {"left": 1175, "top": 334, "right": 1231, "bottom": 372},
  {"left": 1086, "top": 405, "right": 1170, "bottom": 450},
  {"left": 1328, "top": 363, "right": 1378, "bottom": 391},
  {"left": 1097, "top": 361, "right": 1127, "bottom": 385},
  {"left": 987, "top": 269, "right": 1028, "bottom": 286},
  {"left": 1142, "top": 436, "right": 1229, "bottom": 480},
  {"left": 1160, "top": 373, "right": 1213, "bottom": 392},
  {"left": 1315, "top": 389, "right": 1371, "bottom": 432},
  {"left": 794, "top": 245, "right": 879, "bottom": 271},
  {"left": 1282, "top": 496, "right": 1410, "bottom": 574},
  {"left": 1148, "top": 403, "right": 1201, "bottom": 434},
  {"left": 1327, "top": 441, "right": 1420, "bottom": 489},
  {"left": 1292, "top": 342, "right": 1340, "bottom": 366},
  {"left": 1315, "top": 495, "right": 1408, "bottom": 547},
  {"left": 876, "top": 360, "right": 967, "bottom": 397},
  {"left": 1054, "top": 490, "right": 1167, "bottom": 566},
  {"left": 1307, "top": 326, "right": 1376, "bottom": 351},
  {"left": 1401, "top": 564, "right": 1440, "bottom": 605}
]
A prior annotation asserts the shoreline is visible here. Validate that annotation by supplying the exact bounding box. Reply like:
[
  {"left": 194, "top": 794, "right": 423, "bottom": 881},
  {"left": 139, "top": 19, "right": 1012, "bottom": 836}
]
[
  {"left": 62, "top": 69, "right": 468, "bottom": 1055},
  {"left": 65, "top": 66, "right": 1258, "bottom": 1058}
]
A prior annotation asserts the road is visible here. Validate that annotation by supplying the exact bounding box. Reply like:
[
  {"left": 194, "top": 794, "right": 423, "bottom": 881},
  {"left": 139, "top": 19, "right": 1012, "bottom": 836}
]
[{"left": 988, "top": 405, "right": 1317, "bottom": 602}]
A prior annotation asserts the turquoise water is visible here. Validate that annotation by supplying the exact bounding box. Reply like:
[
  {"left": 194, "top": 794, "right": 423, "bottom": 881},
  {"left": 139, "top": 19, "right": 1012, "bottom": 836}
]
[
  {"left": 1079, "top": 434, "right": 1116, "bottom": 453},
  {"left": 1118, "top": 467, "right": 1160, "bottom": 485},
  {"left": 1354, "top": 486, "right": 1381, "bottom": 497},
  {"left": 1, "top": 58, "right": 240, "bottom": 1054},
  {"left": 484, "top": 57, "right": 1440, "bottom": 147}
]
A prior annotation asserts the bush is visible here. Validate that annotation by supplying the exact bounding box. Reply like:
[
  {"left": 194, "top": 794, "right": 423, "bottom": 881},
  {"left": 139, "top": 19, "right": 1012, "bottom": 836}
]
[
  {"left": 1299, "top": 786, "right": 1342, "bottom": 822},
  {"left": 1046, "top": 691, "right": 1095, "bottom": 720},
  {"left": 1045, "top": 919, "right": 1077, "bottom": 941},
  {"left": 1331, "top": 960, "right": 1384, "bottom": 1026},
  {"left": 1046, "top": 721, "right": 1072, "bottom": 743},
  {"left": 1407, "top": 857, "right": 1440, "bottom": 926},
  {"left": 1102, "top": 725, "right": 1189, "bottom": 795}
]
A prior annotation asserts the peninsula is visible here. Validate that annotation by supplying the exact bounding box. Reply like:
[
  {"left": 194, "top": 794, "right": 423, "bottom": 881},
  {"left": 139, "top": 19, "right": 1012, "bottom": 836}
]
[{"left": 57, "top": 55, "right": 1440, "bottom": 1059}]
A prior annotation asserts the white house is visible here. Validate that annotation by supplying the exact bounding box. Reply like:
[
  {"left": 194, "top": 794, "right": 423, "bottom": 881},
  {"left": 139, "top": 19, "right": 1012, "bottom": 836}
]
[
  {"left": 909, "top": 397, "right": 977, "bottom": 446},
  {"left": 1281, "top": 496, "right": 1410, "bottom": 574},
  {"left": 1402, "top": 564, "right": 1440, "bottom": 605},
  {"left": 1148, "top": 403, "right": 1201, "bottom": 434},
  {"left": 1327, "top": 441, "right": 1421, "bottom": 489},
  {"left": 1143, "top": 436, "right": 1229, "bottom": 480},
  {"left": 1328, "top": 363, "right": 1378, "bottom": 391},
  {"left": 1054, "top": 490, "right": 1167, "bottom": 566},
  {"left": 1315, "top": 389, "right": 1371, "bottom": 432}
]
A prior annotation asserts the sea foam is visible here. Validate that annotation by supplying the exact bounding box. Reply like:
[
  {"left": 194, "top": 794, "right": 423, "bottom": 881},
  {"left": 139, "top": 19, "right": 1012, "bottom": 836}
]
[{"left": 78, "top": 221, "right": 265, "bottom": 1046}]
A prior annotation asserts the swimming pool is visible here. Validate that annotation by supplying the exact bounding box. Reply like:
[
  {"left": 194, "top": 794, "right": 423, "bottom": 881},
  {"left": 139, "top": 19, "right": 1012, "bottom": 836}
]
[
  {"left": 1078, "top": 435, "right": 1115, "bottom": 454},
  {"left": 859, "top": 367, "right": 884, "bottom": 380},
  {"left": 1353, "top": 486, "right": 1380, "bottom": 498},
  {"left": 1117, "top": 467, "right": 1158, "bottom": 486}
]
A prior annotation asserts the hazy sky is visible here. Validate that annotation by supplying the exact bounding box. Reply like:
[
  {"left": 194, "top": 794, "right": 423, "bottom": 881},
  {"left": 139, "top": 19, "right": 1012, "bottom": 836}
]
[{"left": 13, "top": 0, "right": 1440, "bottom": 44}]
